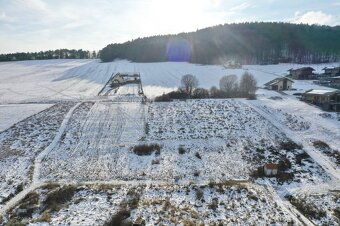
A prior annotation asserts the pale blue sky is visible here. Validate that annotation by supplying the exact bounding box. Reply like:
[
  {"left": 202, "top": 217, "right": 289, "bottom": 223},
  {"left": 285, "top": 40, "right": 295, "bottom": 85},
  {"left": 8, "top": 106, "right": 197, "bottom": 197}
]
[{"left": 0, "top": 0, "right": 340, "bottom": 53}]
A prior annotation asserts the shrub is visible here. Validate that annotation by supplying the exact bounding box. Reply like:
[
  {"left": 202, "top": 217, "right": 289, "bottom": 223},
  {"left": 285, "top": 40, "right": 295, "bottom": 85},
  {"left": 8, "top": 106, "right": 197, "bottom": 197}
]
[
  {"left": 277, "top": 172, "right": 294, "bottom": 183},
  {"left": 154, "top": 93, "right": 172, "bottom": 102},
  {"left": 279, "top": 140, "right": 302, "bottom": 151},
  {"left": 6, "top": 219, "right": 26, "bottom": 226},
  {"left": 8, "top": 192, "right": 40, "bottom": 220},
  {"left": 144, "top": 122, "right": 149, "bottom": 135},
  {"left": 104, "top": 209, "right": 131, "bottom": 226},
  {"left": 196, "top": 189, "right": 204, "bottom": 200},
  {"left": 289, "top": 197, "right": 326, "bottom": 220},
  {"left": 313, "top": 140, "right": 330, "bottom": 150},
  {"left": 154, "top": 90, "right": 189, "bottom": 102},
  {"left": 37, "top": 212, "right": 51, "bottom": 223},
  {"left": 178, "top": 145, "right": 186, "bottom": 154},
  {"left": 151, "top": 159, "right": 160, "bottom": 164},
  {"left": 195, "top": 152, "right": 201, "bottom": 159},
  {"left": 208, "top": 198, "right": 218, "bottom": 210},
  {"left": 192, "top": 88, "right": 210, "bottom": 99},
  {"left": 278, "top": 157, "right": 292, "bottom": 171},
  {"left": 296, "top": 151, "right": 309, "bottom": 165},
  {"left": 133, "top": 144, "right": 161, "bottom": 156},
  {"left": 247, "top": 93, "right": 257, "bottom": 100},
  {"left": 182, "top": 219, "right": 196, "bottom": 226},
  {"left": 334, "top": 207, "right": 340, "bottom": 220},
  {"left": 44, "top": 185, "right": 76, "bottom": 211}
]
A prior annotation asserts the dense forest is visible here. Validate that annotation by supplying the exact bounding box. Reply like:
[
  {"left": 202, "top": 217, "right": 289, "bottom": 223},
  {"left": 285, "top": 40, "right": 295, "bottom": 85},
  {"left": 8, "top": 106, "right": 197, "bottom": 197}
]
[
  {"left": 0, "top": 49, "right": 96, "bottom": 62},
  {"left": 100, "top": 22, "right": 340, "bottom": 64}
]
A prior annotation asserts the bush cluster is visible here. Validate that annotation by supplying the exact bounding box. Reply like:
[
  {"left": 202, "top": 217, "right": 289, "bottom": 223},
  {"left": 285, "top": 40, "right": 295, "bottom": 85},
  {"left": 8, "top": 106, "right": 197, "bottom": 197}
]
[{"left": 133, "top": 144, "right": 161, "bottom": 156}]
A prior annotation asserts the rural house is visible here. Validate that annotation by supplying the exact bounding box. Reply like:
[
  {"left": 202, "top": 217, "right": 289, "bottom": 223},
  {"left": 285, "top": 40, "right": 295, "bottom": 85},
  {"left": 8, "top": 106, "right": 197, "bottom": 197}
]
[
  {"left": 329, "top": 76, "right": 340, "bottom": 88},
  {"left": 264, "top": 77, "right": 294, "bottom": 91},
  {"left": 301, "top": 89, "right": 340, "bottom": 112},
  {"left": 288, "top": 67, "right": 315, "bottom": 80},
  {"left": 322, "top": 67, "right": 340, "bottom": 77},
  {"left": 264, "top": 163, "right": 279, "bottom": 176}
]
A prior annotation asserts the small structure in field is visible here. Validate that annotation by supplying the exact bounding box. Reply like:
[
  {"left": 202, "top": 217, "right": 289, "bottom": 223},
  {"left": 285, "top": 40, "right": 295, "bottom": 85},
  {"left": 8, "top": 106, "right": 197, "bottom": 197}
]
[
  {"left": 329, "top": 76, "right": 340, "bottom": 88},
  {"left": 133, "top": 217, "right": 146, "bottom": 226},
  {"left": 288, "top": 67, "right": 315, "bottom": 80},
  {"left": 223, "top": 60, "right": 242, "bottom": 69},
  {"left": 264, "top": 163, "right": 279, "bottom": 176},
  {"left": 264, "top": 77, "right": 294, "bottom": 91},
  {"left": 301, "top": 89, "right": 340, "bottom": 112}
]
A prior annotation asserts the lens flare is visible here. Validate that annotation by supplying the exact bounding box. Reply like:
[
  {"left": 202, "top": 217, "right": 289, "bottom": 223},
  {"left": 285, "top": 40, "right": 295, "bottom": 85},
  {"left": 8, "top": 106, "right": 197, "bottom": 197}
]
[{"left": 166, "top": 37, "right": 192, "bottom": 62}]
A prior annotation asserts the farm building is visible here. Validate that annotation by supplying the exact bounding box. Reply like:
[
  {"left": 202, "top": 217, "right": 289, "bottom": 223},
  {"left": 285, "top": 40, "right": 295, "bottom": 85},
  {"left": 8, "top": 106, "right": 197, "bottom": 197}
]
[
  {"left": 264, "top": 77, "right": 294, "bottom": 91},
  {"left": 288, "top": 67, "right": 315, "bottom": 80},
  {"left": 330, "top": 76, "right": 340, "bottom": 87},
  {"left": 223, "top": 60, "right": 242, "bottom": 69},
  {"left": 264, "top": 163, "right": 279, "bottom": 176},
  {"left": 322, "top": 67, "right": 340, "bottom": 77},
  {"left": 301, "top": 89, "right": 340, "bottom": 112}
]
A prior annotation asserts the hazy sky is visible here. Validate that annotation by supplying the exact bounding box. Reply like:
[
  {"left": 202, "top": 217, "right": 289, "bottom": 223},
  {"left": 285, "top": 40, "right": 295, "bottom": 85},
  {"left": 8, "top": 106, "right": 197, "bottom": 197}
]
[{"left": 1, "top": 0, "right": 340, "bottom": 53}]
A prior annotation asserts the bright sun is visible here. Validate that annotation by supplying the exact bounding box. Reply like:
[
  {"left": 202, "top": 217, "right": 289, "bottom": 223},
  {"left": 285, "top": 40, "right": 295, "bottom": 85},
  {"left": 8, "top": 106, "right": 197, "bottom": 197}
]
[{"left": 138, "top": 0, "right": 222, "bottom": 35}]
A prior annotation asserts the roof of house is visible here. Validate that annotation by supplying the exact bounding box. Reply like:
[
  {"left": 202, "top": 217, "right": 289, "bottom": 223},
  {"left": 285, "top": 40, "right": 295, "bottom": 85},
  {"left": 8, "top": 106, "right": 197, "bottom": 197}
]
[
  {"left": 264, "top": 163, "right": 278, "bottom": 170},
  {"left": 288, "top": 67, "right": 315, "bottom": 72},
  {"left": 323, "top": 66, "right": 340, "bottom": 71},
  {"left": 304, "top": 89, "right": 339, "bottom": 95},
  {"left": 264, "top": 77, "right": 294, "bottom": 86}
]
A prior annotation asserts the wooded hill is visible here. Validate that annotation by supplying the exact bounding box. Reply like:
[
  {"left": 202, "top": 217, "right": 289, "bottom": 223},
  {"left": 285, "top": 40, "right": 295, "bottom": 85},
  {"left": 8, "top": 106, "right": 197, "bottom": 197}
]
[
  {"left": 100, "top": 22, "right": 340, "bottom": 64},
  {"left": 0, "top": 49, "right": 95, "bottom": 62}
]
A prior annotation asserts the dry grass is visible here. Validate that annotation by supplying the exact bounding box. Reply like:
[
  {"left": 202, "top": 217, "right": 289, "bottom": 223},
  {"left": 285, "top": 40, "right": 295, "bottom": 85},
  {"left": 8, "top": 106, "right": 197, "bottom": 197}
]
[{"left": 44, "top": 185, "right": 76, "bottom": 211}]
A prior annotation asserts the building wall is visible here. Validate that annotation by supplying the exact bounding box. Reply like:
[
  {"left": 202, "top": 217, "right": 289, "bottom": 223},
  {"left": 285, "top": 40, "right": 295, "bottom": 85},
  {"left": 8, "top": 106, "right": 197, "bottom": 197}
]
[
  {"left": 264, "top": 168, "right": 278, "bottom": 176},
  {"left": 268, "top": 80, "right": 293, "bottom": 90},
  {"left": 291, "top": 70, "right": 314, "bottom": 79}
]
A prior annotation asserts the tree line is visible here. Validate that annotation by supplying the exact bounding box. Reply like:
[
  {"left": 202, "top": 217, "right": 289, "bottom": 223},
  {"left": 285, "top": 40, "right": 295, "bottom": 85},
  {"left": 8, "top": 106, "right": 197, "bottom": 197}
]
[
  {"left": 155, "top": 72, "right": 257, "bottom": 101},
  {"left": 0, "top": 49, "right": 97, "bottom": 62},
  {"left": 100, "top": 22, "right": 340, "bottom": 64}
]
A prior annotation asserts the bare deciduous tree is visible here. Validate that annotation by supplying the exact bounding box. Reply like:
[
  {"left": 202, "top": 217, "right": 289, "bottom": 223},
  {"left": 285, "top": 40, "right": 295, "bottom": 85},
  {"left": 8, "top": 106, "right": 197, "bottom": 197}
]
[
  {"left": 219, "top": 74, "right": 238, "bottom": 97},
  {"left": 181, "top": 74, "right": 199, "bottom": 96},
  {"left": 239, "top": 72, "right": 257, "bottom": 97}
]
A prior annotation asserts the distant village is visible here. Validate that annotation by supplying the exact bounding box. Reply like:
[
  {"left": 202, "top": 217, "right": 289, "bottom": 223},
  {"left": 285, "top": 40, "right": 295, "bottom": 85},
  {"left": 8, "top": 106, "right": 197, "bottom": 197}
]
[{"left": 264, "top": 66, "right": 340, "bottom": 112}]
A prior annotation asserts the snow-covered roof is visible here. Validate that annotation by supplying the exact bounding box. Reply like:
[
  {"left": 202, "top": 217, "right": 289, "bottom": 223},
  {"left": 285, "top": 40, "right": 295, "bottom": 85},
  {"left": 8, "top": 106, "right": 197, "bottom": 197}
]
[
  {"left": 288, "top": 67, "right": 315, "bottom": 72},
  {"left": 305, "top": 89, "right": 336, "bottom": 95},
  {"left": 264, "top": 77, "right": 294, "bottom": 86},
  {"left": 264, "top": 163, "right": 278, "bottom": 169}
]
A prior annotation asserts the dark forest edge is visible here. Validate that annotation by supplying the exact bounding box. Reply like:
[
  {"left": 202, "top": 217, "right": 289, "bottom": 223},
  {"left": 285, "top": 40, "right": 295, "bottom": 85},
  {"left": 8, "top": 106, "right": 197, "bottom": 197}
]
[
  {"left": 0, "top": 49, "right": 97, "bottom": 62},
  {"left": 2, "top": 22, "right": 340, "bottom": 64},
  {"left": 100, "top": 22, "right": 340, "bottom": 65}
]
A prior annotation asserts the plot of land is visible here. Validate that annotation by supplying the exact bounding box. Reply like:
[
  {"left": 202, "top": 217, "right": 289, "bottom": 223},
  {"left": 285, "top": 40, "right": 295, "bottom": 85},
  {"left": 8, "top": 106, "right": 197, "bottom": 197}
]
[
  {"left": 0, "top": 104, "right": 52, "bottom": 132},
  {"left": 0, "top": 103, "right": 74, "bottom": 206},
  {"left": 0, "top": 59, "right": 339, "bottom": 225}
]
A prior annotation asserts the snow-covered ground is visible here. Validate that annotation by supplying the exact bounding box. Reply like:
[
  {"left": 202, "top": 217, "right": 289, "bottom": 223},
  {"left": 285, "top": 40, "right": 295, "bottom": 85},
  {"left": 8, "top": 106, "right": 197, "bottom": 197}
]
[
  {"left": 0, "top": 103, "right": 74, "bottom": 207},
  {"left": 0, "top": 59, "right": 338, "bottom": 104},
  {"left": 4, "top": 182, "right": 303, "bottom": 226},
  {"left": 0, "top": 104, "right": 52, "bottom": 132},
  {"left": 1, "top": 59, "right": 340, "bottom": 225}
]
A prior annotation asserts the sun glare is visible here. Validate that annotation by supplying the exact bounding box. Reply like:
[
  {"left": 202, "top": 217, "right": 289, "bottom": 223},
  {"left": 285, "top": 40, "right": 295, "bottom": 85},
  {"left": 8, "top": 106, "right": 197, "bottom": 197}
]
[{"left": 141, "top": 0, "right": 216, "bottom": 35}]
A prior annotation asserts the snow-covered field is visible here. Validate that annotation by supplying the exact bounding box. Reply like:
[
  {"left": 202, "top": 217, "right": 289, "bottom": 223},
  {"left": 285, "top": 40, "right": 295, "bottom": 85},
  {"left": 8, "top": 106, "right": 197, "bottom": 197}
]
[
  {"left": 0, "top": 103, "right": 74, "bottom": 207},
  {"left": 0, "top": 59, "right": 340, "bottom": 225},
  {"left": 0, "top": 59, "right": 338, "bottom": 104},
  {"left": 0, "top": 104, "right": 52, "bottom": 132}
]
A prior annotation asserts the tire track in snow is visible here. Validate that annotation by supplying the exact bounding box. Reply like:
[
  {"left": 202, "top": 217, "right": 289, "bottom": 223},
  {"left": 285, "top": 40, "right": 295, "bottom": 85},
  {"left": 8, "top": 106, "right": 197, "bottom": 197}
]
[
  {"left": 240, "top": 99, "right": 338, "bottom": 226},
  {"left": 240, "top": 99, "right": 340, "bottom": 182},
  {"left": 0, "top": 102, "right": 81, "bottom": 217}
]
